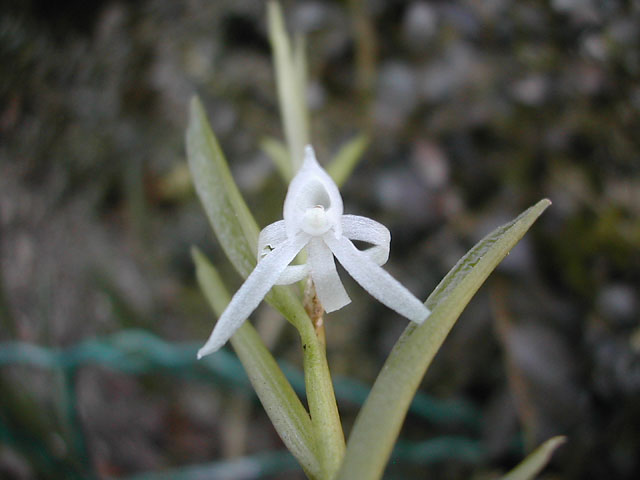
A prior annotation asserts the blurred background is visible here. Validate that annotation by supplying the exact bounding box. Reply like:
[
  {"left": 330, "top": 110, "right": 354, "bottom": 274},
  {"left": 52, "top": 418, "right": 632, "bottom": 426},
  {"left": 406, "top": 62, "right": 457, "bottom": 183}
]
[{"left": 1, "top": 0, "right": 639, "bottom": 479}]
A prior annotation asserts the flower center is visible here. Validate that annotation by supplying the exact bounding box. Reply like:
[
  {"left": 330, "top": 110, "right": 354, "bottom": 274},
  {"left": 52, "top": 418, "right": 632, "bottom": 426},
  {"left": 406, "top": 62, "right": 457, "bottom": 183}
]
[{"left": 301, "top": 205, "right": 331, "bottom": 236}]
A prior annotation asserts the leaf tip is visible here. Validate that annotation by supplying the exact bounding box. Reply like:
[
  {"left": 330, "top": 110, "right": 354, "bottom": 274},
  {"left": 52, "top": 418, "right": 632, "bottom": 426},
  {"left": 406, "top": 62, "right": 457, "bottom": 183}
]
[
  {"left": 267, "top": 0, "right": 282, "bottom": 29},
  {"left": 188, "top": 95, "right": 204, "bottom": 124},
  {"left": 526, "top": 198, "right": 552, "bottom": 222},
  {"left": 189, "top": 94, "right": 201, "bottom": 111},
  {"left": 544, "top": 435, "right": 567, "bottom": 450},
  {"left": 190, "top": 245, "right": 202, "bottom": 263},
  {"left": 539, "top": 198, "right": 552, "bottom": 209}
]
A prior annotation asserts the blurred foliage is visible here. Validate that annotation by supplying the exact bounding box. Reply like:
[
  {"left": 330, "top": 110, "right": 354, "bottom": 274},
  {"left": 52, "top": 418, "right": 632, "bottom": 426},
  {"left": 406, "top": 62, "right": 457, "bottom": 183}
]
[{"left": 1, "top": 0, "right": 639, "bottom": 479}]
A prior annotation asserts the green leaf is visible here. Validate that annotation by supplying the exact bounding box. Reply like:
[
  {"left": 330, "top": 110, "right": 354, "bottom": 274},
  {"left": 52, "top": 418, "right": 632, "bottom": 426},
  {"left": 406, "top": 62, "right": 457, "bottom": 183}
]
[
  {"left": 268, "top": 0, "right": 309, "bottom": 170},
  {"left": 336, "top": 199, "right": 552, "bottom": 480},
  {"left": 261, "top": 136, "right": 293, "bottom": 181},
  {"left": 186, "top": 96, "right": 260, "bottom": 279},
  {"left": 192, "top": 247, "right": 321, "bottom": 479},
  {"left": 185, "top": 93, "right": 309, "bottom": 335},
  {"left": 326, "top": 134, "right": 369, "bottom": 187},
  {"left": 187, "top": 96, "right": 310, "bottom": 319},
  {"left": 501, "top": 436, "right": 566, "bottom": 480},
  {"left": 186, "top": 95, "right": 306, "bottom": 327}
]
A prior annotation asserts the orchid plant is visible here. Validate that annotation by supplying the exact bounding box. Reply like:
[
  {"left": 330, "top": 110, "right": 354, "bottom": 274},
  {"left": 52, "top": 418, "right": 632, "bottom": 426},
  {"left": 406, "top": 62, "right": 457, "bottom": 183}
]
[{"left": 186, "top": 2, "right": 563, "bottom": 479}]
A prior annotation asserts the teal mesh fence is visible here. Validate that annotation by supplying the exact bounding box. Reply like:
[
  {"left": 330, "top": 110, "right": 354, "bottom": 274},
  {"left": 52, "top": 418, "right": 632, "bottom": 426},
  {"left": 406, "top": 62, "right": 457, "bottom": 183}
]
[{"left": 0, "top": 330, "right": 484, "bottom": 479}]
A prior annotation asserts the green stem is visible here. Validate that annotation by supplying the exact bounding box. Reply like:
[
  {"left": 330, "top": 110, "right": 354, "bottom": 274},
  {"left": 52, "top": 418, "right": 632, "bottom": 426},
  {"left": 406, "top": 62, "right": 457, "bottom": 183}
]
[
  {"left": 266, "top": 286, "right": 345, "bottom": 478},
  {"left": 299, "top": 314, "right": 345, "bottom": 479},
  {"left": 231, "top": 324, "right": 321, "bottom": 479},
  {"left": 298, "top": 279, "right": 344, "bottom": 479},
  {"left": 266, "top": 282, "right": 345, "bottom": 479},
  {"left": 193, "top": 247, "right": 321, "bottom": 478}
]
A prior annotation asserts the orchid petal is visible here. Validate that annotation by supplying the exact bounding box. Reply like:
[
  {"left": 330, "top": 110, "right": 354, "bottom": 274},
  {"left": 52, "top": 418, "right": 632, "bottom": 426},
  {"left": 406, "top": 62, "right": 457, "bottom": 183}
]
[
  {"left": 274, "top": 265, "right": 309, "bottom": 285},
  {"left": 341, "top": 215, "right": 390, "bottom": 266},
  {"left": 258, "top": 220, "right": 309, "bottom": 285},
  {"left": 258, "top": 220, "right": 288, "bottom": 259},
  {"left": 198, "top": 232, "right": 310, "bottom": 358},
  {"left": 324, "top": 235, "right": 430, "bottom": 324},
  {"left": 283, "top": 145, "right": 343, "bottom": 239},
  {"left": 308, "top": 237, "right": 351, "bottom": 312}
]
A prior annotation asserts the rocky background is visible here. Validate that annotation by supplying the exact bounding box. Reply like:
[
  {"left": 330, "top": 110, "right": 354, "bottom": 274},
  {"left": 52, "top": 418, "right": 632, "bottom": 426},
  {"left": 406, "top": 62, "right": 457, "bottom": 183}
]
[{"left": 1, "top": 0, "right": 639, "bottom": 479}]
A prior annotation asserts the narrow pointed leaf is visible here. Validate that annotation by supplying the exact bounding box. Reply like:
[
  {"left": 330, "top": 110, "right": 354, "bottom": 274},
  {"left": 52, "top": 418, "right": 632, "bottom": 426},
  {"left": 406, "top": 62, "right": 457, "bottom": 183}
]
[
  {"left": 425, "top": 200, "right": 551, "bottom": 311},
  {"left": 501, "top": 436, "right": 566, "bottom": 480},
  {"left": 186, "top": 96, "right": 260, "bottom": 279},
  {"left": 192, "top": 247, "right": 321, "bottom": 479},
  {"left": 336, "top": 199, "right": 551, "bottom": 480},
  {"left": 326, "top": 134, "right": 369, "bottom": 187},
  {"left": 268, "top": 0, "right": 309, "bottom": 169},
  {"left": 186, "top": 95, "right": 308, "bottom": 328}
]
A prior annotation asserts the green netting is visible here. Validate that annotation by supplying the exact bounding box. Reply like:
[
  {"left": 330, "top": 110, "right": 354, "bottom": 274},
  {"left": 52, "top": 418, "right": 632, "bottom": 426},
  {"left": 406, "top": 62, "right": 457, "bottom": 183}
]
[{"left": 0, "top": 330, "right": 483, "bottom": 478}]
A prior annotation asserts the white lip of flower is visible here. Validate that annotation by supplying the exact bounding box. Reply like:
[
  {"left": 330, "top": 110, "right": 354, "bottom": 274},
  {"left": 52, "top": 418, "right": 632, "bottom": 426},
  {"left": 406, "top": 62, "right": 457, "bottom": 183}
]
[{"left": 198, "top": 145, "right": 431, "bottom": 358}]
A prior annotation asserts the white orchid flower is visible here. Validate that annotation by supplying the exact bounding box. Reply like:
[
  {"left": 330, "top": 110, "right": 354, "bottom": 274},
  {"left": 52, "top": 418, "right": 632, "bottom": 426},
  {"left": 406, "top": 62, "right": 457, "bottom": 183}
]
[{"left": 198, "top": 146, "right": 430, "bottom": 358}]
